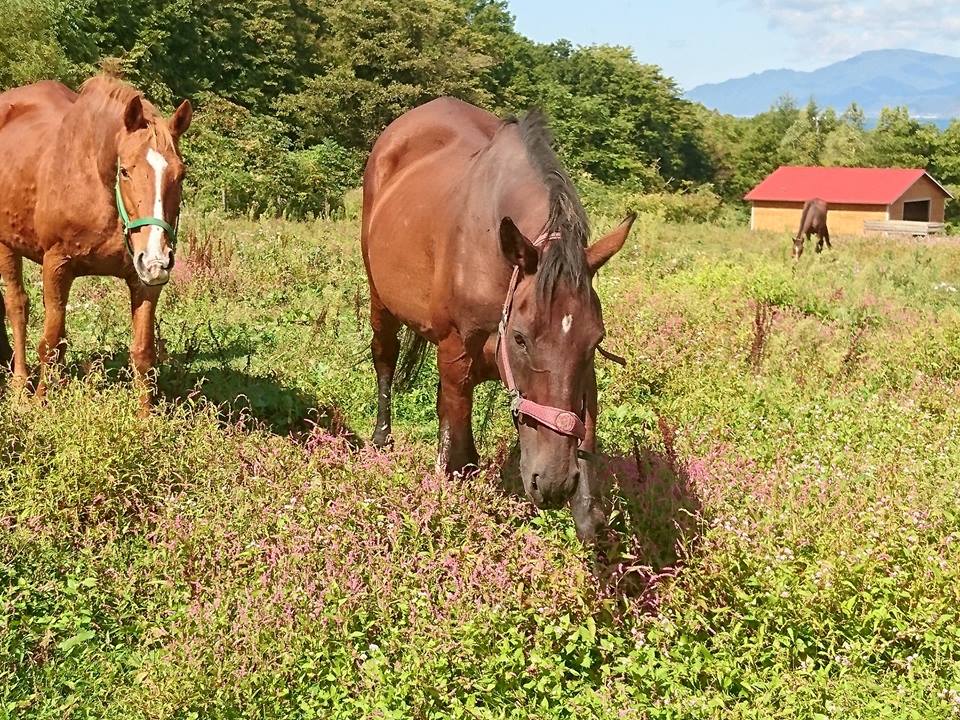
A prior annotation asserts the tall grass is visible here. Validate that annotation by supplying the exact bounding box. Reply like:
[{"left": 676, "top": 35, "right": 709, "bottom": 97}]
[{"left": 3, "top": 214, "right": 960, "bottom": 717}]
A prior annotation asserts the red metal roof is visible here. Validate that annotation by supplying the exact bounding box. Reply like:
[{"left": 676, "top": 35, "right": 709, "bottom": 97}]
[{"left": 744, "top": 166, "right": 953, "bottom": 205}]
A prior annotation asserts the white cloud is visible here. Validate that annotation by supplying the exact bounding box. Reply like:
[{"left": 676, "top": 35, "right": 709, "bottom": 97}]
[{"left": 743, "top": 0, "right": 960, "bottom": 62}]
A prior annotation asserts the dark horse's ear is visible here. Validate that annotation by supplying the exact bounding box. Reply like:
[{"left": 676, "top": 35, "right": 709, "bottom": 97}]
[
  {"left": 124, "top": 96, "right": 148, "bottom": 132},
  {"left": 586, "top": 213, "right": 635, "bottom": 273},
  {"left": 169, "top": 99, "right": 193, "bottom": 139},
  {"left": 499, "top": 217, "right": 538, "bottom": 274}
]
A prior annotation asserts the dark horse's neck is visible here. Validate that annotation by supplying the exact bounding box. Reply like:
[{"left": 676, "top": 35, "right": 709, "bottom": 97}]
[
  {"left": 475, "top": 123, "right": 552, "bottom": 239},
  {"left": 472, "top": 115, "right": 591, "bottom": 299}
]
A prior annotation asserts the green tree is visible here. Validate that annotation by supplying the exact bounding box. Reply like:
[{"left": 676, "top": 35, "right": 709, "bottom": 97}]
[
  {"left": 821, "top": 124, "right": 866, "bottom": 167},
  {"left": 932, "top": 120, "right": 960, "bottom": 186},
  {"left": 85, "top": 0, "right": 320, "bottom": 110},
  {"left": 728, "top": 95, "right": 799, "bottom": 197},
  {"left": 821, "top": 104, "right": 867, "bottom": 167},
  {"left": 694, "top": 106, "right": 750, "bottom": 199},
  {"left": 516, "top": 44, "right": 711, "bottom": 186},
  {"left": 0, "top": 0, "right": 94, "bottom": 87},
  {"left": 276, "top": 0, "right": 494, "bottom": 148},
  {"left": 863, "top": 106, "right": 938, "bottom": 168},
  {"left": 841, "top": 102, "right": 866, "bottom": 131}
]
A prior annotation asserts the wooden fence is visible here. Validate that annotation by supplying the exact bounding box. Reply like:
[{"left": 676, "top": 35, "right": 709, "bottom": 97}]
[{"left": 863, "top": 220, "right": 946, "bottom": 237}]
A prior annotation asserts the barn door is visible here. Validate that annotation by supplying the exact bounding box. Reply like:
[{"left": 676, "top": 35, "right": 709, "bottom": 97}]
[{"left": 903, "top": 200, "right": 930, "bottom": 222}]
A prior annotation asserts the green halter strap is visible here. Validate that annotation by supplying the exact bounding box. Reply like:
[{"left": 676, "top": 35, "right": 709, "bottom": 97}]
[{"left": 115, "top": 160, "right": 178, "bottom": 258}]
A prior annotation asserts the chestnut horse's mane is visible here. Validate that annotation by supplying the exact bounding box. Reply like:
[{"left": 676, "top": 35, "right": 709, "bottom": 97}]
[
  {"left": 77, "top": 75, "right": 175, "bottom": 152},
  {"left": 506, "top": 111, "right": 591, "bottom": 301}
]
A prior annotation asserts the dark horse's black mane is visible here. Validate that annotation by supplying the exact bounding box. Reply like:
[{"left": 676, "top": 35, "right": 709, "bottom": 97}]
[{"left": 506, "top": 111, "right": 591, "bottom": 301}]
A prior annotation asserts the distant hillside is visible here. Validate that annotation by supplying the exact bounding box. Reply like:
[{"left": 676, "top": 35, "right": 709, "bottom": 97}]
[{"left": 687, "top": 49, "right": 960, "bottom": 120}]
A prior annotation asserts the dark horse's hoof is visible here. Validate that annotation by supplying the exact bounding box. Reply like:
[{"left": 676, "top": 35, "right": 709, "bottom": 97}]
[{"left": 371, "top": 430, "right": 393, "bottom": 450}]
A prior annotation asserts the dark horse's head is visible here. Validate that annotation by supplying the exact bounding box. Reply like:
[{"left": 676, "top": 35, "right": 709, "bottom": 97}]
[{"left": 498, "top": 212, "right": 634, "bottom": 521}]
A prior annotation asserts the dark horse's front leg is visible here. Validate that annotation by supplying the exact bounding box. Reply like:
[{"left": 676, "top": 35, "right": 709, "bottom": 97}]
[
  {"left": 436, "top": 333, "right": 479, "bottom": 474},
  {"left": 569, "top": 365, "right": 606, "bottom": 543},
  {"left": 369, "top": 291, "right": 401, "bottom": 449},
  {"left": 816, "top": 228, "right": 831, "bottom": 253}
]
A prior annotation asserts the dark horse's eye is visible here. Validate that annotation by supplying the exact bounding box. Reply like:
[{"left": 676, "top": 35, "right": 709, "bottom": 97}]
[{"left": 513, "top": 332, "right": 527, "bottom": 350}]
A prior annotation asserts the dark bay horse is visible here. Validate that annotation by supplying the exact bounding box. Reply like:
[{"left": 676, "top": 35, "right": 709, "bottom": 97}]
[
  {"left": 793, "top": 197, "right": 830, "bottom": 259},
  {"left": 0, "top": 76, "right": 191, "bottom": 398},
  {"left": 362, "top": 98, "right": 634, "bottom": 541}
]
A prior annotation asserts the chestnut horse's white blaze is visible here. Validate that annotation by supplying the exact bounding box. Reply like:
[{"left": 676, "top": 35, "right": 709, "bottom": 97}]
[
  {"left": 145, "top": 148, "right": 169, "bottom": 266},
  {"left": 562, "top": 314, "right": 573, "bottom": 334}
]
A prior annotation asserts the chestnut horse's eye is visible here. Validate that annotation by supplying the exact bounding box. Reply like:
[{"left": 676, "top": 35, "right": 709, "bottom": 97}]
[
  {"left": 514, "top": 332, "right": 527, "bottom": 350},
  {"left": 120, "top": 167, "right": 130, "bottom": 179}
]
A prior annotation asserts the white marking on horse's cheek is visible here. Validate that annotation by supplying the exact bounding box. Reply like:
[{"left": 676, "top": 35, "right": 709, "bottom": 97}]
[
  {"left": 562, "top": 314, "right": 574, "bottom": 334},
  {"left": 145, "top": 148, "right": 168, "bottom": 260}
]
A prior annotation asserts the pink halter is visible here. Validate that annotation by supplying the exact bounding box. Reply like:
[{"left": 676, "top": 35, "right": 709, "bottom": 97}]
[{"left": 496, "top": 229, "right": 587, "bottom": 443}]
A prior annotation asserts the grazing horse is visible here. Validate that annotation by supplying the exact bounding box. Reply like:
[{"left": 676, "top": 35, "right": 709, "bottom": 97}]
[
  {"left": 793, "top": 197, "right": 830, "bottom": 259},
  {"left": 362, "top": 97, "right": 633, "bottom": 542},
  {"left": 0, "top": 76, "right": 191, "bottom": 399}
]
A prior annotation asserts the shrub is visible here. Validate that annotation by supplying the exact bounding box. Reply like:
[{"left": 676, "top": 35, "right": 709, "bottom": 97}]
[{"left": 181, "top": 93, "right": 359, "bottom": 220}]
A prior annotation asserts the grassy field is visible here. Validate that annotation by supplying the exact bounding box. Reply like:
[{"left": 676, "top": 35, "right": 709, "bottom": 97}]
[{"left": 3, "top": 209, "right": 960, "bottom": 718}]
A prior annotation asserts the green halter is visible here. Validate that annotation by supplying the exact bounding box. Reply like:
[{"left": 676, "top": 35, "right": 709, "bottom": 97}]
[{"left": 115, "top": 160, "right": 178, "bottom": 257}]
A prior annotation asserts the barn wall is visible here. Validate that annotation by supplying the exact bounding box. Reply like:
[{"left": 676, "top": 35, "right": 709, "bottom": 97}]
[
  {"left": 750, "top": 201, "right": 887, "bottom": 236},
  {"left": 888, "top": 176, "right": 947, "bottom": 222}
]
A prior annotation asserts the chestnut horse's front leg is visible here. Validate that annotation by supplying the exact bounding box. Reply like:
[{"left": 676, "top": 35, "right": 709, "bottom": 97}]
[
  {"left": 0, "top": 291, "right": 12, "bottom": 370},
  {"left": 127, "top": 277, "right": 162, "bottom": 412},
  {"left": 0, "top": 247, "right": 30, "bottom": 384},
  {"left": 569, "top": 365, "right": 607, "bottom": 543},
  {"left": 36, "top": 252, "right": 74, "bottom": 396},
  {"left": 436, "top": 332, "right": 479, "bottom": 475}
]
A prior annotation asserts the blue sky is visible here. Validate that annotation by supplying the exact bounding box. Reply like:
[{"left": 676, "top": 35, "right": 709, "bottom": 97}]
[{"left": 507, "top": 0, "right": 960, "bottom": 90}]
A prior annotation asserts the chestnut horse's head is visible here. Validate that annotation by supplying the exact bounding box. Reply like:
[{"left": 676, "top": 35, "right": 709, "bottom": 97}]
[
  {"left": 115, "top": 95, "right": 192, "bottom": 286},
  {"left": 498, "top": 214, "right": 634, "bottom": 512}
]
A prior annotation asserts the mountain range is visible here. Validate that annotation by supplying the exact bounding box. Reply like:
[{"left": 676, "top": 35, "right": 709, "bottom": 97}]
[{"left": 686, "top": 49, "right": 960, "bottom": 121}]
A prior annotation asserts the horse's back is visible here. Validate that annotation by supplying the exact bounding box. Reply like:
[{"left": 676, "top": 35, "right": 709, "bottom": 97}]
[
  {"left": 798, "top": 197, "right": 828, "bottom": 234},
  {"left": 0, "top": 81, "right": 76, "bottom": 256},
  {"left": 0, "top": 80, "right": 75, "bottom": 133},
  {"left": 362, "top": 98, "right": 503, "bottom": 333},
  {"left": 364, "top": 97, "right": 499, "bottom": 201},
  {"left": 809, "top": 198, "right": 828, "bottom": 230},
  {"left": 0, "top": 81, "right": 75, "bottom": 174}
]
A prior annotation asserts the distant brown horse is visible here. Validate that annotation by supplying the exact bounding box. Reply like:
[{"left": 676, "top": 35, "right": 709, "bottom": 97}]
[
  {"left": 793, "top": 197, "right": 830, "bottom": 258},
  {"left": 362, "top": 98, "right": 634, "bottom": 541},
  {"left": 0, "top": 76, "right": 192, "bottom": 398}
]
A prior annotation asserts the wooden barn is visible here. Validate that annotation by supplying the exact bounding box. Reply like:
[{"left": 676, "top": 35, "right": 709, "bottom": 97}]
[{"left": 745, "top": 166, "right": 953, "bottom": 236}]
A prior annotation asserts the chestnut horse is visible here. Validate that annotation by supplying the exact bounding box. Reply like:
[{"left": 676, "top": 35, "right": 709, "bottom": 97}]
[
  {"left": 0, "top": 76, "right": 191, "bottom": 396},
  {"left": 793, "top": 197, "right": 830, "bottom": 259},
  {"left": 362, "top": 98, "right": 633, "bottom": 541}
]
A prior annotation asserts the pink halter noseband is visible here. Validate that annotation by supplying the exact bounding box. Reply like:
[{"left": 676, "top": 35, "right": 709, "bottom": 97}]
[{"left": 496, "top": 229, "right": 587, "bottom": 443}]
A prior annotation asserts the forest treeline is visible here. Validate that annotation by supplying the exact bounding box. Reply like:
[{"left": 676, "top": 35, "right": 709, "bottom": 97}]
[{"left": 4, "top": 0, "right": 960, "bottom": 221}]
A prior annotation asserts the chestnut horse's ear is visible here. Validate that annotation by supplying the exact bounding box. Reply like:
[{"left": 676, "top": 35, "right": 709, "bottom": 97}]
[
  {"left": 586, "top": 213, "right": 635, "bottom": 273},
  {"left": 499, "top": 217, "right": 538, "bottom": 274},
  {"left": 169, "top": 99, "right": 193, "bottom": 139},
  {"left": 124, "top": 96, "right": 147, "bottom": 132}
]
